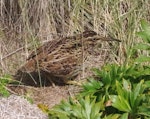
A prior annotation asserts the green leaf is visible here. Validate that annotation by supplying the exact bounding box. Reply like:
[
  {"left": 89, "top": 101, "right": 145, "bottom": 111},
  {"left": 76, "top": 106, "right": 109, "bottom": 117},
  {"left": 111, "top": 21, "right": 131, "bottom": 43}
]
[
  {"left": 134, "top": 43, "right": 150, "bottom": 50},
  {"left": 81, "top": 78, "right": 103, "bottom": 97},
  {"left": 83, "top": 96, "right": 91, "bottom": 119},
  {"left": 120, "top": 113, "right": 129, "bottom": 119},
  {"left": 136, "top": 31, "right": 149, "bottom": 43},
  {"left": 92, "top": 68, "right": 102, "bottom": 77},
  {"left": 136, "top": 20, "right": 150, "bottom": 43},
  {"left": 141, "top": 20, "right": 150, "bottom": 32},
  {"left": 91, "top": 97, "right": 103, "bottom": 119},
  {"left": 138, "top": 105, "right": 150, "bottom": 117},
  {"left": 129, "top": 80, "right": 144, "bottom": 108},
  {"left": 49, "top": 95, "right": 102, "bottom": 119},
  {"left": 111, "top": 95, "right": 131, "bottom": 112},
  {"left": 135, "top": 56, "right": 150, "bottom": 62},
  {"left": 104, "top": 114, "right": 120, "bottom": 119},
  {"left": 145, "top": 81, "right": 150, "bottom": 88},
  {"left": 133, "top": 80, "right": 144, "bottom": 100}
]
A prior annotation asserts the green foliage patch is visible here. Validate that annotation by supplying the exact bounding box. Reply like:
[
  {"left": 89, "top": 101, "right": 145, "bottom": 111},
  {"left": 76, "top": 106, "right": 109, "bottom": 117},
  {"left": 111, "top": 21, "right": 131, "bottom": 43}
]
[{"left": 0, "top": 75, "right": 12, "bottom": 97}]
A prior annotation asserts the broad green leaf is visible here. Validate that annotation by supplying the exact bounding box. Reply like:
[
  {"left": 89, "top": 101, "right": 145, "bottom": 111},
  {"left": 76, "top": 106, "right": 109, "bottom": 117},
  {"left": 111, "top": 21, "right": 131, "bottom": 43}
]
[
  {"left": 111, "top": 95, "right": 131, "bottom": 112},
  {"left": 91, "top": 98, "right": 103, "bottom": 119},
  {"left": 133, "top": 80, "right": 144, "bottom": 100},
  {"left": 115, "top": 80, "right": 129, "bottom": 99},
  {"left": 84, "top": 96, "right": 92, "bottom": 119},
  {"left": 104, "top": 114, "right": 120, "bottom": 119},
  {"left": 129, "top": 80, "right": 144, "bottom": 108},
  {"left": 48, "top": 109, "right": 69, "bottom": 119},
  {"left": 116, "top": 81, "right": 124, "bottom": 98},
  {"left": 81, "top": 79, "right": 103, "bottom": 97},
  {"left": 120, "top": 113, "right": 129, "bottom": 119}
]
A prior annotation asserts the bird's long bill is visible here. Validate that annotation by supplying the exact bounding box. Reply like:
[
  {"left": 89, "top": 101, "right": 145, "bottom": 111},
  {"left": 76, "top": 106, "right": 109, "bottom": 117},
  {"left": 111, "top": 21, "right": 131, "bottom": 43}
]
[{"left": 86, "top": 35, "right": 121, "bottom": 42}]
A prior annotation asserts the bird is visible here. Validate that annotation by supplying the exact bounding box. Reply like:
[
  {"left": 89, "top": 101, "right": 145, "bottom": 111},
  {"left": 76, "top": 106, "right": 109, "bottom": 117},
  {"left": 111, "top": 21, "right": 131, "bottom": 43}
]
[{"left": 14, "top": 30, "right": 120, "bottom": 86}]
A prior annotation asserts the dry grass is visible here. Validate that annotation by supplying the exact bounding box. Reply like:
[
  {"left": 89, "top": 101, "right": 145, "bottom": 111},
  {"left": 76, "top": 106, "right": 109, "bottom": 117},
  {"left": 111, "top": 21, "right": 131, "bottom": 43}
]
[
  {"left": 0, "top": 95, "right": 48, "bottom": 119},
  {"left": 0, "top": 0, "right": 150, "bottom": 75}
]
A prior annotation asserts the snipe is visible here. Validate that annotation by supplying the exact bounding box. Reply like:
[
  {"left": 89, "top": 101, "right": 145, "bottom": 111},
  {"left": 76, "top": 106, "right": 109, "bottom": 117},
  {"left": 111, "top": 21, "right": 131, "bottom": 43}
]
[{"left": 15, "top": 31, "right": 120, "bottom": 86}]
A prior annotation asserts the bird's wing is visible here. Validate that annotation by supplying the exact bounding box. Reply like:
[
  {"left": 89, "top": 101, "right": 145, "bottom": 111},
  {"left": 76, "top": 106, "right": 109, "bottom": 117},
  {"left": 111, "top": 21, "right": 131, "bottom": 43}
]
[{"left": 27, "top": 38, "right": 64, "bottom": 61}]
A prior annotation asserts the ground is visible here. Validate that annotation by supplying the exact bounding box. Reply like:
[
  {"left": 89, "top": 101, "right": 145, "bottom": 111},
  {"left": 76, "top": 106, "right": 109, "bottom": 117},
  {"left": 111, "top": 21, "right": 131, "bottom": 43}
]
[{"left": 9, "top": 84, "right": 81, "bottom": 109}]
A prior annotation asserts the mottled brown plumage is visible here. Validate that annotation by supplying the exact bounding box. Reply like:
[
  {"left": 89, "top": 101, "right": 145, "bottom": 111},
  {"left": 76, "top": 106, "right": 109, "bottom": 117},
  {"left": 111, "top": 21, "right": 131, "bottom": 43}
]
[{"left": 15, "top": 31, "right": 120, "bottom": 86}]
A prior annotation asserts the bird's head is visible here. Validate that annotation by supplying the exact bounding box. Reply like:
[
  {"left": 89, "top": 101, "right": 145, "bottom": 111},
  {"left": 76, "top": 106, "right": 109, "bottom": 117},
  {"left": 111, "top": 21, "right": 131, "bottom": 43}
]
[
  {"left": 82, "top": 30, "right": 121, "bottom": 43},
  {"left": 81, "top": 30, "right": 102, "bottom": 46}
]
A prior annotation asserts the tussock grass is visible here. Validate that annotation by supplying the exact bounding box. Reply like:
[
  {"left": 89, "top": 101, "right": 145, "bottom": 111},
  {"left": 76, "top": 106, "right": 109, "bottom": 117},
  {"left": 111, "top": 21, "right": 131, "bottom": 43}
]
[{"left": 0, "top": 0, "right": 149, "bottom": 75}]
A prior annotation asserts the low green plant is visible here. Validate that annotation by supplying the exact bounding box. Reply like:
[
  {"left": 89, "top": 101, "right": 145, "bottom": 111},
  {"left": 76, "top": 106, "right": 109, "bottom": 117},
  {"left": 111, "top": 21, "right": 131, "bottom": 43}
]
[
  {"left": 48, "top": 95, "right": 104, "bottom": 119},
  {"left": 80, "top": 78, "right": 103, "bottom": 100},
  {"left": 110, "top": 79, "right": 150, "bottom": 119},
  {"left": 47, "top": 62, "right": 150, "bottom": 118},
  {"left": 0, "top": 74, "right": 13, "bottom": 97},
  {"left": 24, "top": 92, "right": 34, "bottom": 104},
  {"left": 134, "top": 20, "right": 150, "bottom": 63},
  {"left": 92, "top": 64, "right": 149, "bottom": 98}
]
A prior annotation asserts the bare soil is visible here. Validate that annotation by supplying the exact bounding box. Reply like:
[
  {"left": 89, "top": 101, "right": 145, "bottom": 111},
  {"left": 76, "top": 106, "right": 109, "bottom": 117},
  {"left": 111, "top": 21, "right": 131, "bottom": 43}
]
[
  {"left": 0, "top": 84, "right": 80, "bottom": 118},
  {"left": 9, "top": 84, "right": 81, "bottom": 109}
]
